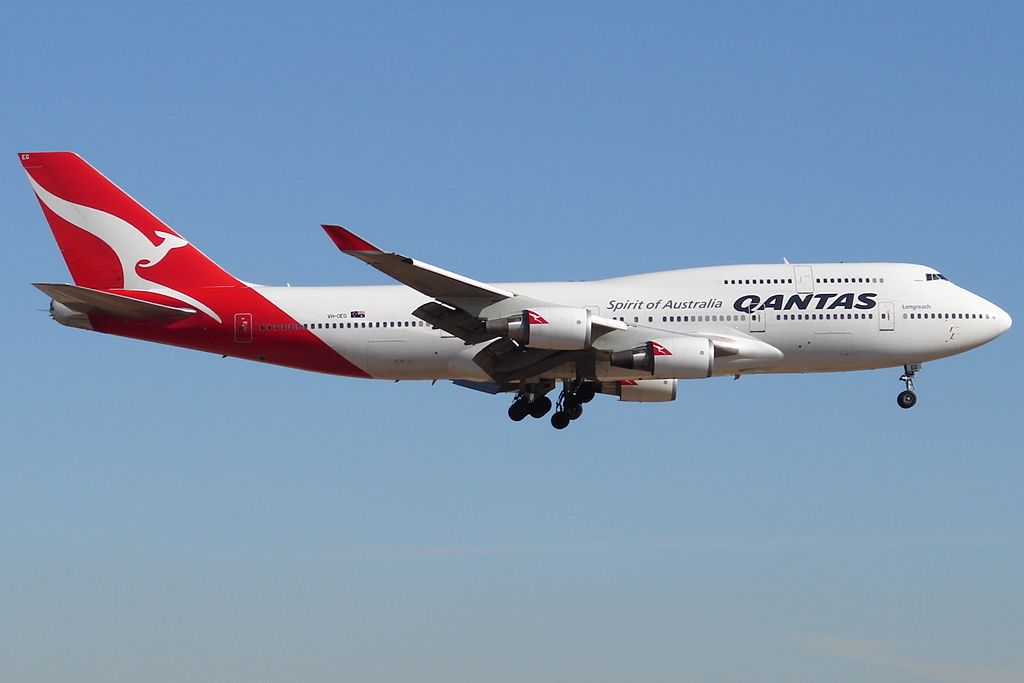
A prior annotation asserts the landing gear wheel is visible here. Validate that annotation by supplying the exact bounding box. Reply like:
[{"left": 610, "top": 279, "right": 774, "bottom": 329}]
[
  {"left": 551, "top": 411, "right": 571, "bottom": 429},
  {"left": 897, "top": 390, "right": 917, "bottom": 409},
  {"left": 564, "top": 400, "right": 584, "bottom": 420},
  {"left": 508, "top": 399, "right": 530, "bottom": 421},
  {"left": 529, "top": 395, "right": 552, "bottom": 418},
  {"left": 576, "top": 383, "right": 596, "bottom": 404}
]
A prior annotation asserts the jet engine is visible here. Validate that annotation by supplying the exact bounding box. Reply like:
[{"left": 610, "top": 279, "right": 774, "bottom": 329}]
[
  {"left": 599, "top": 379, "right": 678, "bottom": 402},
  {"left": 609, "top": 336, "right": 713, "bottom": 379},
  {"left": 485, "top": 307, "right": 594, "bottom": 350}
]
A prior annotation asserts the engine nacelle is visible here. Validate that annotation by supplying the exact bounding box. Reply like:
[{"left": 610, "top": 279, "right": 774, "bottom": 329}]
[
  {"left": 485, "top": 307, "right": 593, "bottom": 350},
  {"left": 609, "top": 336, "right": 713, "bottom": 379},
  {"left": 599, "top": 379, "right": 678, "bottom": 402}
]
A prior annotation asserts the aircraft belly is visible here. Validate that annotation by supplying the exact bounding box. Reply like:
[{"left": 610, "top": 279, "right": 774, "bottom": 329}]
[{"left": 359, "top": 333, "right": 456, "bottom": 380}]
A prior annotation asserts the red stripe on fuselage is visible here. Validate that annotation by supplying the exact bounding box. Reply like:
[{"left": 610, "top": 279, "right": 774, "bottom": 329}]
[{"left": 87, "top": 285, "right": 370, "bottom": 378}]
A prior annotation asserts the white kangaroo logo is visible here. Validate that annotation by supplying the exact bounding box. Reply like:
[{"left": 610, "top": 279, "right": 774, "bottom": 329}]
[{"left": 28, "top": 175, "right": 222, "bottom": 322}]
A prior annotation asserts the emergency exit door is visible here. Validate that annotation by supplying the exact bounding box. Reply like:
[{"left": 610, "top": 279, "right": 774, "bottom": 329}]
[
  {"left": 878, "top": 302, "right": 895, "bottom": 331},
  {"left": 793, "top": 265, "right": 814, "bottom": 293},
  {"left": 234, "top": 313, "right": 253, "bottom": 343}
]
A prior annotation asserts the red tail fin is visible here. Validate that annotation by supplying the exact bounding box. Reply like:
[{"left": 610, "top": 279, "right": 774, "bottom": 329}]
[{"left": 20, "top": 152, "right": 238, "bottom": 291}]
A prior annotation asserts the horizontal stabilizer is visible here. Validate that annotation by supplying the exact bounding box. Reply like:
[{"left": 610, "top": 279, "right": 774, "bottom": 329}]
[{"left": 33, "top": 283, "right": 197, "bottom": 320}]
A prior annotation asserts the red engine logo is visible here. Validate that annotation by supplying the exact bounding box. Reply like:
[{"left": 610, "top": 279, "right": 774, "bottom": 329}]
[
  {"left": 526, "top": 310, "right": 549, "bottom": 325},
  {"left": 651, "top": 342, "right": 672, "bottom": 356}
]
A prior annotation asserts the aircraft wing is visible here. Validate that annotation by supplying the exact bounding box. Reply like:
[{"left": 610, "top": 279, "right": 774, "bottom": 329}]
[
  {"left": 322, "top": 225, "right": 633, "bottom": 382},
  {"left": 322, "top": 225, "right": 513, "bottom": 309},
  {"left": 322, "top": 224, "right": 625, "bottom": 334}
]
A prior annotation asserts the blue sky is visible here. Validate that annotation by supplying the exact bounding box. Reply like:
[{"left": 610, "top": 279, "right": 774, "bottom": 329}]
[{"left": 2, "top": 2, "right": 1022, "bottom": 681}]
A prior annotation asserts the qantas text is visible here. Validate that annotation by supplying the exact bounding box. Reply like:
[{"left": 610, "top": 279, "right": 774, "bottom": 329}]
[{"left": 733, "top": 292, "right": 877, "bottom": 313}]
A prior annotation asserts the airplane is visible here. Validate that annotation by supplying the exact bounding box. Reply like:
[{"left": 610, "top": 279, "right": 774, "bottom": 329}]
[{"left": 23, "top": 151, "right": 1012, "bottom": 429}]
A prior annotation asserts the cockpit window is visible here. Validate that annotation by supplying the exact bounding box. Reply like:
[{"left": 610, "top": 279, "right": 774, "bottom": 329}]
[{"left": 926, "top": 273, "right": 949, "bottom": 282}]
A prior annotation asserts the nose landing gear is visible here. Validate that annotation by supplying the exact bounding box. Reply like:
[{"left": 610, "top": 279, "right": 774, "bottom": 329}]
[{"left": 897, "top": 363, "right": 921, "bottom": 409}]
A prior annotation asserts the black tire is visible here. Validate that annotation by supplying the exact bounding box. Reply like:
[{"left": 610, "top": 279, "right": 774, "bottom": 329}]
[
  {"left": 551, "top": 411, "right": 571, "bottom": 429},
  {"left": 529, "top": 395, "right": 552, "bottom": 418},
  {"left": 565, "top": 401, "right": 584, "bottom": 420},
  {"left": 897, "top": 390, "right": 917, "bottom": 409},
  {"left": 576, "top": 384, "right": 597, "bottom": 404},
  {"left": 508, "top": 400, "right": 530, "bottom": 421}
]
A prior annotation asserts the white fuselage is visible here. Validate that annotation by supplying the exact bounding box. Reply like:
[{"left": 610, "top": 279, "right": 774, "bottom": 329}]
[{"left": 255, "top": 262, "right": 1011, "bottom": 381}]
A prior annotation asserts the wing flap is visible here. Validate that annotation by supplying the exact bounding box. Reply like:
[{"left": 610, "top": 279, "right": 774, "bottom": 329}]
[
  {"left": 472, "top": 338, "right": 588, "bottom": 382},
  {"left": 412, "top": 302, "right": 499, "bottom": 344},
  {"left": 34, "top": 283, "right": 198, "bottom": 320}
]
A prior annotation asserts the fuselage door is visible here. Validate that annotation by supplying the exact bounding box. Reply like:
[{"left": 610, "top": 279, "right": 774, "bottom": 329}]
[
  {"left": 234, "top": 313, "right": 253, "bottom": 343},
  {"left": 749, "top": 311, "right": 766, "bottom": 333},
  {"left": 794, "top": 265, "right": 814, "bottom": 293},
  {"left": 878, "top": 301, "right": 895, "bottom": 331}
]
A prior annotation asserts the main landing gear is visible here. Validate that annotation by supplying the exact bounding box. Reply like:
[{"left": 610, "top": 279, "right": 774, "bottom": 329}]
[
  {"left": 897, "top": 363, "right": 921, "bottom": 409},
  {"left": 506, "top": 380, "right": 598, "bottom": 429},
  {"left": 507, "top": 392, "right": 552, "bottom": 421},
  {"left": 550, "top": 380, "right": 597, "bottom": 430}
]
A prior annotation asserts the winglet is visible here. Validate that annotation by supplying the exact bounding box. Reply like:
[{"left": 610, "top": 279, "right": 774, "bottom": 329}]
[{"left": 322, "top": 224, "right": 381, "bottom": 252}]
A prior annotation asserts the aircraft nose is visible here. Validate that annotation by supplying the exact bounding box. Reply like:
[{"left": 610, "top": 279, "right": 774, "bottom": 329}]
[{"left": 996, "top": 307, "right": 1012, "bottom": 334}]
